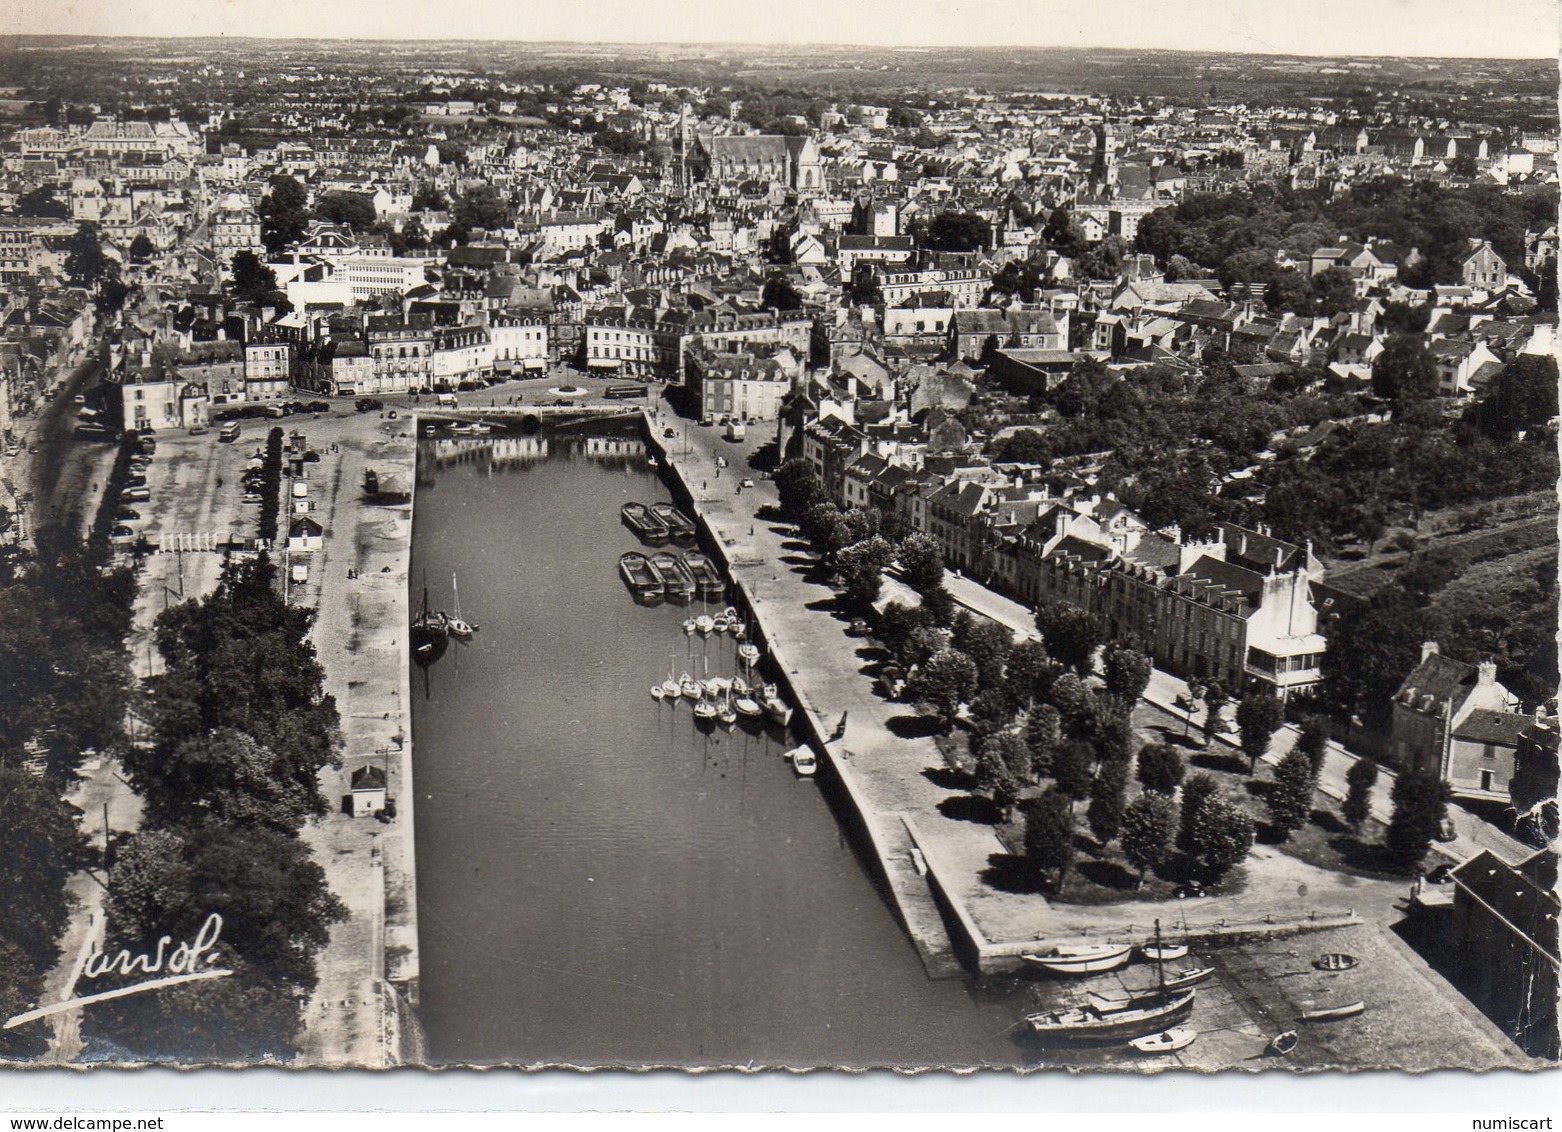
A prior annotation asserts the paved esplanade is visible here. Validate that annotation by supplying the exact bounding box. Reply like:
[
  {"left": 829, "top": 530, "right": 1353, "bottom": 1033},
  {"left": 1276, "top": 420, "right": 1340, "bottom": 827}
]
[{"left": 651, "top": 404, "right": 1400, "bottom": 969}]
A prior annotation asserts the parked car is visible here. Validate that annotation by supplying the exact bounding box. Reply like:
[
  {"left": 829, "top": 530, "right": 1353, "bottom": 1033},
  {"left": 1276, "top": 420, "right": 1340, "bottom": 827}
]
[
  {"left": 740, "top": 477, "right": 755, "bottom": 489},
  {"left": 110, "top": 526, "right": 138, "bottom": 544},
  {"left": 115, "top": 509, "right": 141, "bottom": 522},
  {"left": 663, "top": 427, "right": 677, "bottom": 438},
  {"left": 306, "top": 401, "right": 330, "bottom": 413},
  {"left": 355, "top": 398, "right": 385, "bottom": 412},
  {"left": 242, "top": 493, "right": 263, "bottom": 505},
  {"left": 120, "top": 487, "right": 149, "bottom": 502},
  {"left": 124, "top": 474, "right": 147, "bottom": 488}
]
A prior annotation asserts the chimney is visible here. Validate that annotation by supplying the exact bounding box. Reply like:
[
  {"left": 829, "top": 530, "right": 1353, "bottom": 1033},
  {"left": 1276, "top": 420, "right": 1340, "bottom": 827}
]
[
  {"left": 1476, "top": 660, "right": 1497, "bottom": 686},
  {"left": 1420, "top": 641, "right": 1440, "bottom": 664}
]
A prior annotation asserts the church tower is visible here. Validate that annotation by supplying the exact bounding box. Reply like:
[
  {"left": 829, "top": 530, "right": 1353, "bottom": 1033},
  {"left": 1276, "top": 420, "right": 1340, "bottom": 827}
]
[{"left": 1092, "top": 115, "right": 1119, "bottom": 193}]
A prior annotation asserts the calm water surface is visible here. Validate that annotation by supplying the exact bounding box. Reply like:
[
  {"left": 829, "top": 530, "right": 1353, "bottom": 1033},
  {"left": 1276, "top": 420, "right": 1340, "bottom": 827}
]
[{"left": 410, "top": 423, "right": 1030, "bottom": 1067}]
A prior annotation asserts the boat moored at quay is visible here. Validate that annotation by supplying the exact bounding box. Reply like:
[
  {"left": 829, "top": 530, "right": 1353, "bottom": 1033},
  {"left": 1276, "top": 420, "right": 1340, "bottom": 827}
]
[
  {"left": 621, "top": 501, "right": 671, "bottom": 545},
  {"left": 649, "top": 551, "right": 697, "bottom": 601},
  {"left": 618, "top": 552, "right": 665, "bottom": 602},
  {"left": 681, "top": 551, "right": 725, "bottom": 600},
  {"left": 650, "top": 502, "right": 698, "bottom": 542}
]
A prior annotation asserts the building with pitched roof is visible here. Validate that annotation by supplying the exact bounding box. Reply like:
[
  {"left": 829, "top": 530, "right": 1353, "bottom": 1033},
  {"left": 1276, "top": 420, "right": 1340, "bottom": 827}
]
[{"left": 1392, "top": 641, "right": 1524, "bottom": 790}]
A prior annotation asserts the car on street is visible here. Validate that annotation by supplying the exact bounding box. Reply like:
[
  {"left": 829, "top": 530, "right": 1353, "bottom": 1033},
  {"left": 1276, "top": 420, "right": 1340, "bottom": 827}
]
[
  {"left": 699, "top": 416, "right": 714, "bottom": 427},
  {"left": 242, "top": 493, "right": 263, "bottom": 504},
  {"left": 663, "top": 427, "right": 677, "bottom": 438},
  {"left": 740, "top": 478, "right": 755, "bottom": 488},
  {"left": 121, "top": 487, "right": 150, "bottom": 502},
  {"left": 73, "top": 394, "right": 86, "bottom": 405},
  {"left": 110, "top": 525, "right": 137, "bottom": 543},
  {"left": 115, "top": 509, "right": 141, "bottom": 522}
]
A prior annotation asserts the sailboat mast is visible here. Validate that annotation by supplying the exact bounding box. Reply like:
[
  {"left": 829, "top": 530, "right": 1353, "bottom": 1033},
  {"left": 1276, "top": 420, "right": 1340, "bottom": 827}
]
[{"left": 1155, "top": 918, "right": 1166, "bottom": 997}]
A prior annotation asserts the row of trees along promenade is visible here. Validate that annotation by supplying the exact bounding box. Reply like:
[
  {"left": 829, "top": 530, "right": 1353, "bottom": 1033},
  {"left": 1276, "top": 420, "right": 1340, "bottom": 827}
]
[{"left": 772, "top": 457, "right": 1458, "bottom": 914}]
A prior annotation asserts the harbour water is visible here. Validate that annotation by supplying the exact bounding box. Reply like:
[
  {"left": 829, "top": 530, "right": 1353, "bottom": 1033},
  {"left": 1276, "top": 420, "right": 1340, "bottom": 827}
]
[{"left": 408, "top": 421, "right": 1032, "bottom": 1067}]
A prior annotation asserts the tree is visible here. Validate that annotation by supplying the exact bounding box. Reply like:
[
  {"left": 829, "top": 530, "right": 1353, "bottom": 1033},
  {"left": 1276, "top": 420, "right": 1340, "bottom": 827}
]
[
  {"left": 15, "top": 185, "right": 68, "bottom": 218},
  {"left": 446, "top": 186, "right": 510, "bottom": 243},
  {"left": 64, "top": 223, "right": 108, "bottom": 288},
  {"left": 1311, "top": 266, "right": 1358, "bottom": 316},
  {"left": 837, "top": 535, "right": 893, "bottom": 609},
  {"left": 1385, "top": 771, "right": 1450, "bottom": 873},
  {"left": 1022, "top": 792, "right": 1076, "bottom": 891},
  {"left": 128, "top": 233, "right": 156, "bottom": 263},
  {"left": 775, "top": 459, "right": 826, "bottom": 522},
  {"left": 1024, "top": 703, "right": 1062, "bottom": 777},
  {"left": 1186, "top": 796, "right": 1255, "bottom": 885},
  {"left": 1034, "top": 601, "right": 1105, "bottom": 674},
  {"left": 411, "top": 184, "right": 448, "bottom": 212},
  {"left": 1120, "top": 793, "right": 1178, "bottom": 886},
  {"left": 230, "top": 251, "right": 277, "bottom": 304},
  {"left": 954, "top": 616, "right": 1013, "bottom": 694},
  {"left": 968, "top": 687, "right": 1017, "bottom": 743},
  {"left": 1005, "top": 639, "right": 1054, "bottom": 706},
  {"left": 1136, "top": 743, "right": 1185, "bottom": 796},
  {"left": 1086, "top": 756, "right": 1131, "bottom": 845},
  {"left": 1371, "top": 335, "right": 1439, "bottom": 404},
  {"left": 1266, "top": 749, "right": 1316, "bottom": 840},
  {"left": 1102, "top": 645, "right": 1152, "bottom": 706},
  {"left": 1050, "top": 740, "right": 1096, "bottom": 806},
  {"left": 312, "top": 191, "right": 377, "bottom": 232},
  {"left": 1235, "top": 689, "right": 1284, "bottom": 771},
  {"left": 1469, "top": 355, "right": 1559, "bottom": 438},
  {"left": 896, "top": 532, "right": 945, "bottom": 593},
  {"left": 975, "top": 730, "right": 1031, "bottom": 821},
  {"left": 1295, "top": 715, "right": 1332, "bottom": 779},
  {"left": 760, "top": 274, "right": 804, "bottom": 312},
  {"left": 907, "top": 647, "right": 978, "bottom": 731},
  {"left": 1319, "top": 588, "right": 1434, "bottom": 732},
  {"left": 923, "top": 211, "right": 989, "bottom": 253},
  {"left": 258, "top": 175, "right": 309, "bottom": 255},
  {"left": 1177, "top": 772, "right": 1220, "bottom": 854},
  {"left": 1343, "top": 757, "right": 1380, "bottom": 833},
  {"left": 1201, "top": 680, "right": 1229, "bottom": 748},
  {"left": 920, "top": 584, "right": 956, "bottom": 628}
]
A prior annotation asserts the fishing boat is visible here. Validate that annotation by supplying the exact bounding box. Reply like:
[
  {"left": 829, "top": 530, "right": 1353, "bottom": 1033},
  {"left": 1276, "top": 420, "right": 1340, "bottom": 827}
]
[
  {"left": 1267, "top": 1031, "right": 1299, "bottom": 1056},
  {"left": 679, "top": 672, "right": 702, "bottom": 700},
  {"left": 682, "top": 552, "right": 725, "bottom": 599},
  {"left": 759, "top": 684, "right": 792, "bottom": 726},
  {"left": 445, "top": 575, "right": 477, "bottom": 639},
  {"left": 411, "top": 580, "right": 450, "bottom": 658},
  {"left": 1314, "top": 953, "right": 1358, "bottom": 972},
  {"left": 792, "top": 747, "right": 818, "bottom": 776},
  {"left": 650, "top": 502, "right": 698, "bottom": 542},
  {"left": 619, "top": 552, "right": 665, "bottom": 601},
  {"left": 1024, "top": 989, "right": 1195, "bottom": 1041},
  {"left": 1298, "top": 1001, "right": 1366, "bottom": 1023},
  {"left": 694, "top": 614, "right": 715, "bottom": 635},
  {"left": 737, "top": 642, "right": 761, "bottom": 667},
  {"left": 1129, "top": 1027, "right": 1197, "bottom": 1054},
  {"left": 621, "top": 502, "right": 671, "bottom": 545},
  {"left": 1140, "top": 942, "right": 1189, "bottom": 963},
  {"left": 1020, "top": 944, "right": 1133, "bottom": 975},
  {"left": 649, "top": 552, "right": 695, "bottom": 602}
]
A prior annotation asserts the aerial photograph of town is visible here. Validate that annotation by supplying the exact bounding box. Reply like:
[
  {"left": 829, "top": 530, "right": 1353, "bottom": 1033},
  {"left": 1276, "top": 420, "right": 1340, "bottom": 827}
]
[{"left": 0, "top": 0, "right": 1557, "bottom": 1083}]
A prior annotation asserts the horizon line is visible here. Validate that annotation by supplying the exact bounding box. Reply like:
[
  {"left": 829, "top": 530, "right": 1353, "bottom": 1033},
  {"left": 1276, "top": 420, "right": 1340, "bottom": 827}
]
[{"left": 2, "top": 32, "right": 1554, "bottom": 63}]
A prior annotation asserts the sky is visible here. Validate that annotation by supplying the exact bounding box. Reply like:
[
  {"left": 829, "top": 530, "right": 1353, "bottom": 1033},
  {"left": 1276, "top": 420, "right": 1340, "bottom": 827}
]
[{"left": 7, "top": 0, "right": 1560, "bottom": 58}]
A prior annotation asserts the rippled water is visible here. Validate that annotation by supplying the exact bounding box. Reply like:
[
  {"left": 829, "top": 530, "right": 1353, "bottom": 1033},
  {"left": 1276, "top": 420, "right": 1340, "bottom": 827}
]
[{"left": 410, "top": 423, "right": 1029, "bottom": 1067}]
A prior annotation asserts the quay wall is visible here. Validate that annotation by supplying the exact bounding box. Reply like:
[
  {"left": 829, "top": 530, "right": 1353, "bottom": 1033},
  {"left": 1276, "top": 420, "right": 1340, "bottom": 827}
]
[
  {"left": 641, "top": 417, "right": 962, "bottom": 978},
  {"left": 387, "top": 435, "right": 422, "bottom": 1053}
]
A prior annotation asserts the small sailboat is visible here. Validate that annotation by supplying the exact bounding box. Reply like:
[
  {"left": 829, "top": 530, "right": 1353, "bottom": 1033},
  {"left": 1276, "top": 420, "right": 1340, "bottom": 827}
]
[
  {"left": 661, "top": 672, "right": 681, "bottom": 701},
  {"left": 1129, "top": 1027, "right": 1196, "bottom": 1054},
  {"left": 733, "top": 691, "right": 763, "bottom": 719},
  {"left": 1024, "top": 989, "right": 1194, "bottom": 1041},
  {"left": 651, "top": 685, "right": 665, "bottom": 701},
  {"left": 693, "top": 695, "right": 718, "bottom": 724},
  {"left": 682, "top": 618, "right": 697, "bottom": 635},
  {"left": 1160, "top": 966, "right": 1216, "bottom": 991},
  {"left": 694, "top": 614, "right": 715, "bottom": 635},
  {"left": 411, "top": 576, "right": 450, "bottom": 661},
  {"left": 1020, "top": 944, "right": 1133, "bottom": 976},
  {"left": 446, "top": 573, "right": 477, "bottom": 639},
  {"left": 1298, "top": 1001, "right": 1366, "bottom": 1023},
  {"left": 792, "top": 747, "right": 817, "bottom": 776},
  {"left": 1140, "top": 942, "right": 1188, "bottom": 963},
  {"left": 737, "top": 643, "right": 761, "bottom": 667},
  {"left": 731, "top": 674, "right": 750, "bottom": 696},
  {"left": 717, "top": 687, "right": 737, "bottom": 728},
  {"left": 679, "top": 672, "right": 702, "bottom": 700}
]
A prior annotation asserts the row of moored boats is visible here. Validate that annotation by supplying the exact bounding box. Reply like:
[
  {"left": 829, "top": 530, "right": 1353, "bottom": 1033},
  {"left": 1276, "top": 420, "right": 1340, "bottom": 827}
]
[
  {"left": 622, "top": 500, "right": 698, "bottom": 546},
  {"left": 1016, "top": 930, "right": 1367, "bottom": 1057},
  {"left": 620, "top": 550, "right": 725, "bottom": 603}
]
